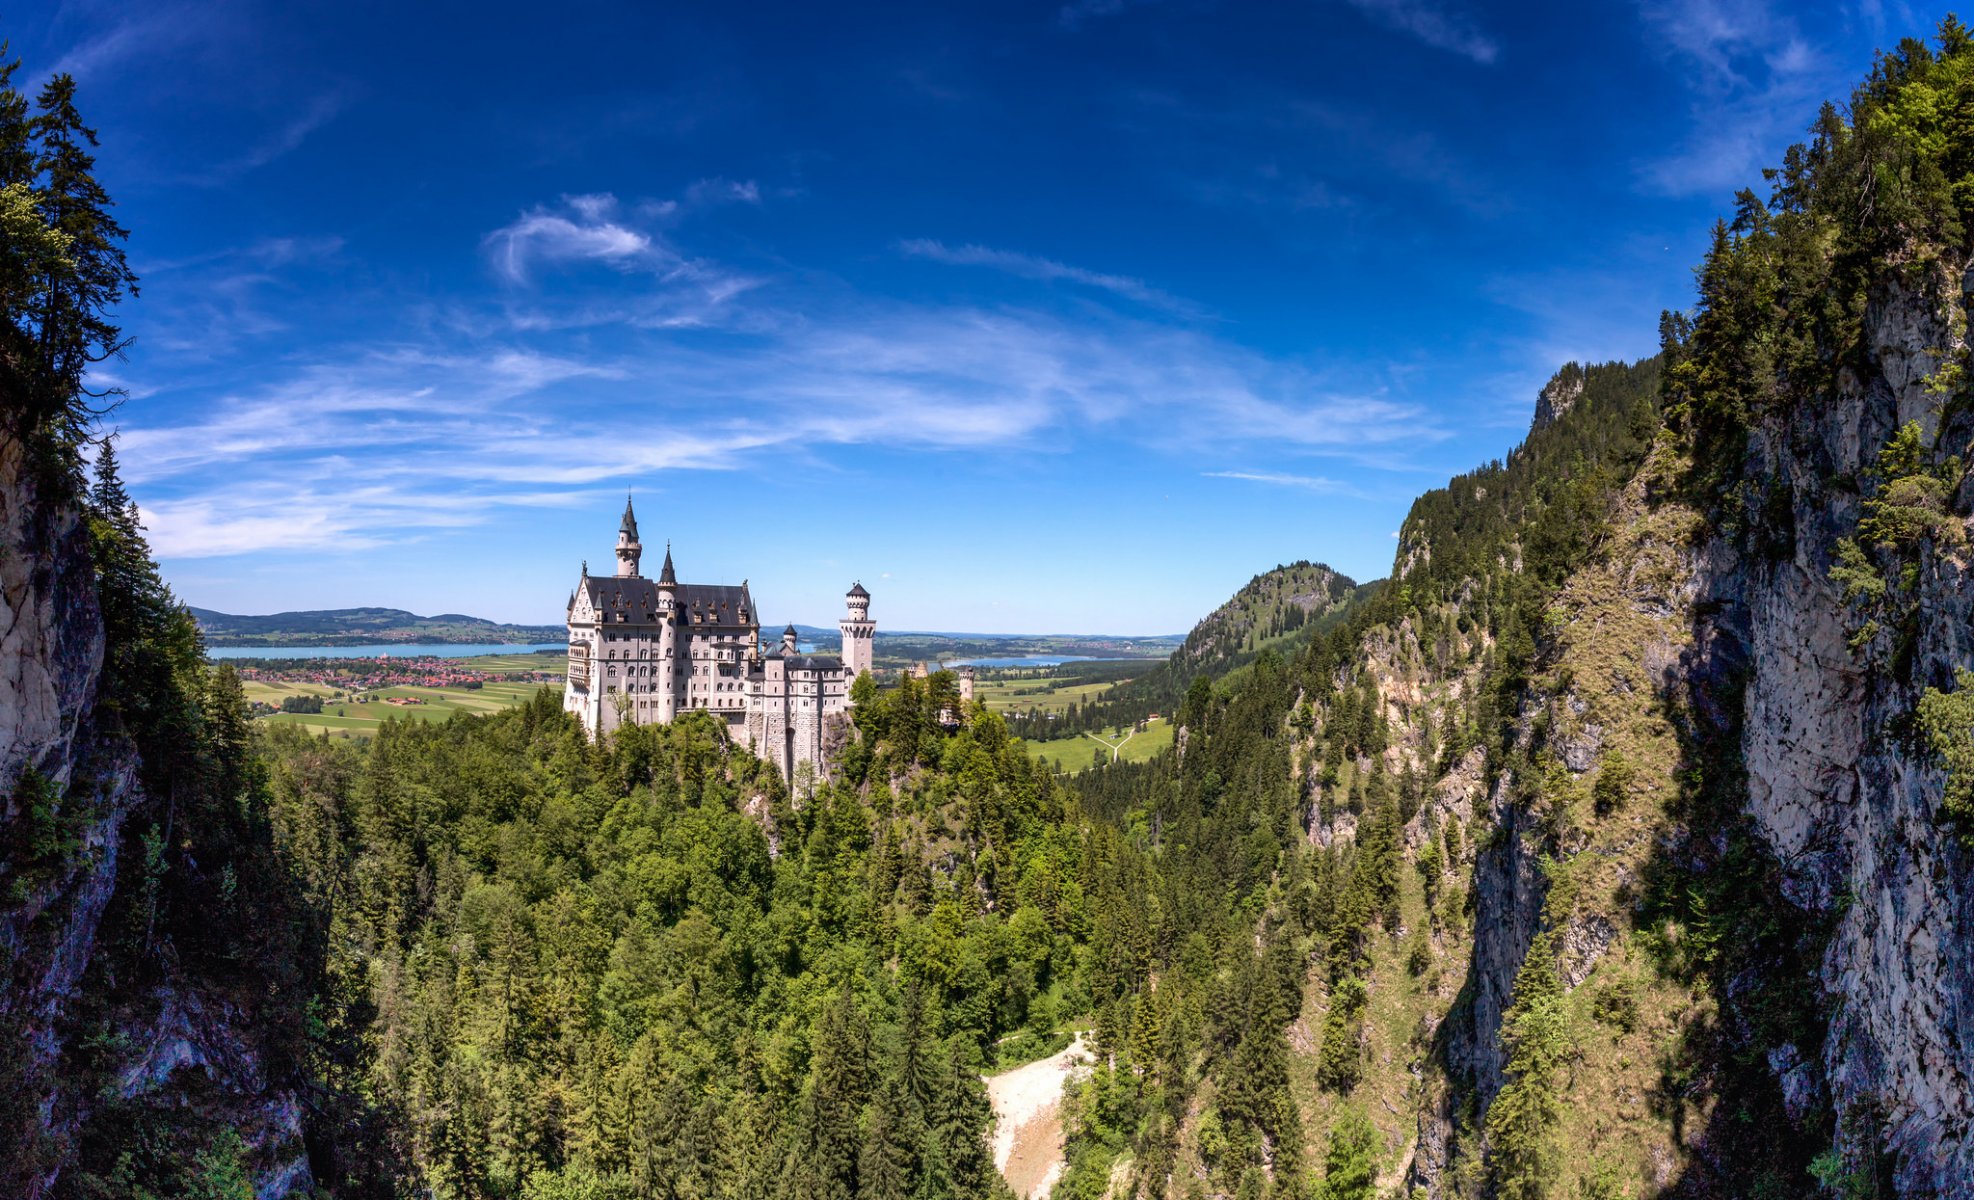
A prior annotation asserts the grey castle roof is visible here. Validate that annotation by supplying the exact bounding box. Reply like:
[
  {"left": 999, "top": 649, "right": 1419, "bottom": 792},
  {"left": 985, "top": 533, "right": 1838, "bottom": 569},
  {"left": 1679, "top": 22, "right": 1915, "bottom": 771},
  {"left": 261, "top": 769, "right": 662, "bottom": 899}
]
[
  {"left": 658, "top": 544, "right": 676, "bottom": 586},
  {"left": 783, "top": 623, "right": 798, "bottom": 637},
  {"left": 619, "top": 496, "right": 639, "bottom": 539},
  {"left": 576, "top": 574, "right": 754, "bottom": 627},
  {"left": 847, "top": 581, "right": 870, "bottom": 599},
  {"left": 768, "top": 652, "right": 846, "bottom": 670}
]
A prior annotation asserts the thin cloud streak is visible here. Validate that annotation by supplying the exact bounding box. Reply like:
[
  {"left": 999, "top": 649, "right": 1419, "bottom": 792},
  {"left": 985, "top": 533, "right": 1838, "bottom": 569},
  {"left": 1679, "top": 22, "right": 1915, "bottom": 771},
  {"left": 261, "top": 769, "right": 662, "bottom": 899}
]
[
  {"left": 193, "top": 91, "right": 349, "bottom": 184},
  {"left": 899, "top": 239, "right": 1205, "bottom": 316},
  {"left": 1203, "top": 470, "right": 1364, "bottom": 496},
  {"left": 1343, "top": 0, "right": 1500, "bottom": 63}
]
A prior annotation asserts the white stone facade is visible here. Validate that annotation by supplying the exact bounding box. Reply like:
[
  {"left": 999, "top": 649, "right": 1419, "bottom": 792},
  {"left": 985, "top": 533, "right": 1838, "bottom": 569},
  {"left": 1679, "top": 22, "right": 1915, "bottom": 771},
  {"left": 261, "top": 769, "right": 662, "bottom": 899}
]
[{"left": 562, "top": 500, "right": 874, "bottom": 780}]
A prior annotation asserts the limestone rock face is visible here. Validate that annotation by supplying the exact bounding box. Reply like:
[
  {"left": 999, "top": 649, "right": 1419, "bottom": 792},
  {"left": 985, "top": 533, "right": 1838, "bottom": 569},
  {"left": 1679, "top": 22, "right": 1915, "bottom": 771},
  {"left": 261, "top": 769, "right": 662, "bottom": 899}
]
[
  {"left": 1530, "top": 364, "right": 1587, "bottom": 433},
  {"left": 1712, "top": 263, "right": 1974, "bottom": 1196},
  {"left": 0, "top": 434, "right": 310, "bottom": 1198}
]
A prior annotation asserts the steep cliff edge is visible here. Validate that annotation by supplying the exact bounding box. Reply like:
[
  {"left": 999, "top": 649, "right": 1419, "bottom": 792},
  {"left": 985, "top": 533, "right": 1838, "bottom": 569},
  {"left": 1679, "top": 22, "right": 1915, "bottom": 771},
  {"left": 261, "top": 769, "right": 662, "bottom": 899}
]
[
  {"left": 0, "top": 431, "right": 312, "bottom": 1197},
  {"left": 1711, "top": 255, "right": 1974, "bottom": 1192}
]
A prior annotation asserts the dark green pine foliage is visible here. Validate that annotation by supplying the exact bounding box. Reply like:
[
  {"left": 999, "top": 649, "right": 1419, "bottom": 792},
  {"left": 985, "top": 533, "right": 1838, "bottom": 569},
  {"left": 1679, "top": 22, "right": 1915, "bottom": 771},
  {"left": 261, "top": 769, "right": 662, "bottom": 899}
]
[{"left": 0, "top": 66, "right": 137, "bottom": 467}]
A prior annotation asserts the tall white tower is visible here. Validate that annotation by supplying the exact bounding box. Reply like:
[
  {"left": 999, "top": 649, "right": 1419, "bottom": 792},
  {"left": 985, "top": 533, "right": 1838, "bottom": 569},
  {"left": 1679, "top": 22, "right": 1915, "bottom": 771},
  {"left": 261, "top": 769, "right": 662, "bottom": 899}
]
[
  {"left": 614, "top": 496, "right": 642, "bottom": 577},
  {"left": 840, "top": 582, "right": 874, "bottom": 679}
]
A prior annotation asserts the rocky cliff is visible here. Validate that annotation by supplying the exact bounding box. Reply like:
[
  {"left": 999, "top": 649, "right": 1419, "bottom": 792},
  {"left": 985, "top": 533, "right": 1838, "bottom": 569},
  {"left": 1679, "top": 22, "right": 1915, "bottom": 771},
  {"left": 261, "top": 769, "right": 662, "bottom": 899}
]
[
  {"left": 1709, "top": 256, "right": 1974, "bottom": 1194},
  {"left": 0, "top": 431, "right": 312, "bottom": 1198},
  {"left": 1401, "top": 280, "right": 1974, "bottom": 1197}
]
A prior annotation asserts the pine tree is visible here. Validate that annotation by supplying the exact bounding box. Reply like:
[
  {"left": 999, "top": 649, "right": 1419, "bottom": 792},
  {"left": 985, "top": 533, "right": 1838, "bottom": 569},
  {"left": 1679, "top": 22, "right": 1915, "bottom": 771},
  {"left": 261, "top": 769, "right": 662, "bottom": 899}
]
[
  {"left": 23, "top": 73, "right": 136, "bottom": 445},
  {"left": 781, "top": 989, "right": 870, "bottom": 1200},
  {"left": 859, "top": 1078, "right": 919, "bottom": 1200},
  {"left": 1318, "top": 1105, "right": 1378, "bottom": 1200},
  {"left": 1484, "top": 936, "right": 1570, "bottom": 1200}
]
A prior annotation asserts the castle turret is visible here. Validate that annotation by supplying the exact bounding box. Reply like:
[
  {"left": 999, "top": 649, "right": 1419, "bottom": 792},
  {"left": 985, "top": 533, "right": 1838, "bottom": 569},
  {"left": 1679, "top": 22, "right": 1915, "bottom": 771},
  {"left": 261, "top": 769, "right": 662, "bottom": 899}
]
[
  {"left": 840, "top": 581, "right": 874, "bottom": 679},
  {"left": 615, "top": 495, "right": 642, "bottom": 577},
  {"left": 782, "top": 623, "right": 800, "bottom": 655}
]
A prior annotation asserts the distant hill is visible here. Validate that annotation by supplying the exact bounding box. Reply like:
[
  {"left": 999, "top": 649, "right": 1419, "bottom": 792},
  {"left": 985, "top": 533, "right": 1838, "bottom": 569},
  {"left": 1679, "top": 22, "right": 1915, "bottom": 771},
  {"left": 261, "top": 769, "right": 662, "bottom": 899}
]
[
  {"left": 190, "top": 606, "right": 566, "bottom": 647},
  {"left": 1056, "top": 561, "right": 1372, "bottom": 730}
]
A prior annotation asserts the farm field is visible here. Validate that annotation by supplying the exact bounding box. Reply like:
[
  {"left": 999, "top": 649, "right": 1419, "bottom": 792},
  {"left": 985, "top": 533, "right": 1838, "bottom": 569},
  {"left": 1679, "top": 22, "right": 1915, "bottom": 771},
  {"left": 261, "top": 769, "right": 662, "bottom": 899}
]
[
  {"left": 260, "top": 681, "right": 561, "bottom": 740},
  {"left": 969, "top": 663, "right": 1140, "bottom": 715},
  {"left": 1023, "top": 717, "right": 1174, "bottom": 774}
]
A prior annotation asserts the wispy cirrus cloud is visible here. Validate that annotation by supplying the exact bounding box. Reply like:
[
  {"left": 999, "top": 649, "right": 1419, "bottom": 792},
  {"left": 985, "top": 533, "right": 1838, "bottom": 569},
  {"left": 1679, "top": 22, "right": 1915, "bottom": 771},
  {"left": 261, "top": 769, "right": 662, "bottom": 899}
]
[
  {"left": 1634, "top": 0, "right": 1846, "bottom": 196},
  {"left": 122, "top": 301, "right": 1435, "bottom": 556},
  {"left": 193, "top": 91, "right": 349, "bottom": 184},
  {"left": 120, "top": 183, "right": 1441, "bottom": 561},
  {"left": 1343, "top": 0, "right": 1499, "bottom": 64},
  {"left": 899, "top": 238, "right": 1203, "bottom": 315},
  {"left": 481, "top": 191, "right": 766, "bottom": 327},
  {"left": 1203, "top": 470, "right": 1364, "bottom": 496}
]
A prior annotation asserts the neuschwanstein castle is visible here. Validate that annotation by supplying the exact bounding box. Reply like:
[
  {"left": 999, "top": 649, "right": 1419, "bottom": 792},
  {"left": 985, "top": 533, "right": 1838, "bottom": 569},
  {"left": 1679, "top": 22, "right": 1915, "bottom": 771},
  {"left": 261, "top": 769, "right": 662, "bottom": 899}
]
[{"left": 563, "top": 499, "right": 874, "bottom": 780}]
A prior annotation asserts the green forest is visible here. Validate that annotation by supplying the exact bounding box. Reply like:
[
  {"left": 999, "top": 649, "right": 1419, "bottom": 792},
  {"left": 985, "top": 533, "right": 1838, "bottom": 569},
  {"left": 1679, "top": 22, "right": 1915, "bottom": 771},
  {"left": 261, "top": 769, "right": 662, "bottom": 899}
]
[{"left": 7, "top": 14, "right": 1974, "bottom": 1200}]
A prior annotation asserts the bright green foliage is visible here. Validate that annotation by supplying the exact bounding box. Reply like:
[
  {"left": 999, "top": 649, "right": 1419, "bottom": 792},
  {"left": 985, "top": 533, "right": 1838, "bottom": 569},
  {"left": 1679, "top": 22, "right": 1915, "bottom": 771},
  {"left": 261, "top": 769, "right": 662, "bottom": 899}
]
[
  {"left": 1918, "top": 668, "right": 1974, "bottom": 845},
  {"left": 1318, "top": 1105, "right": 1379, "bottom": 1200},
  {"left": 1485, "top": 936, "right": 1570, "bottom": 1200}
]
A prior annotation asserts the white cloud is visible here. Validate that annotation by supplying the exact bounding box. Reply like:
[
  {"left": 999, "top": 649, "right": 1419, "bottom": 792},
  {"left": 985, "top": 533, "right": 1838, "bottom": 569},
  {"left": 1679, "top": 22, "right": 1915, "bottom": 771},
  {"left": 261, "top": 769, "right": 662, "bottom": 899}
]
[
  {"left": 484, "top": 194, "right": 665, "bottom": 282},
  {"left": 1343, "top": 0, "right": 1499, "bottom": 64},
  {"left": 123, "top": 181, "right": 1446, "bottom": 561},
  {"left": 123, "top": 299, "right": 1438, "bottom": 558}
]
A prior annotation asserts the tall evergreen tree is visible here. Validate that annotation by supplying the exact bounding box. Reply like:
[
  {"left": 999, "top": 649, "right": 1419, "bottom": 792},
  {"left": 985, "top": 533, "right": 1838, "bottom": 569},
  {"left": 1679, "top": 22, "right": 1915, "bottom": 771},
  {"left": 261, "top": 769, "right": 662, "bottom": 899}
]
[{"left": 24, "top": 72, "right": 136, "bottom": 445}]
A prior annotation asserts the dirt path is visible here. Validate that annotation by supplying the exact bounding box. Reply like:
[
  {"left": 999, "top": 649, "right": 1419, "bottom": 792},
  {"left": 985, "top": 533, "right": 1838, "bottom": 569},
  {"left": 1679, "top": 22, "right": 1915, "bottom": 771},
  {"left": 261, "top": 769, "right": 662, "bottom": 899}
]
[{"left": 985, "top": 1034, "right": 1091, "bottom": 1200}]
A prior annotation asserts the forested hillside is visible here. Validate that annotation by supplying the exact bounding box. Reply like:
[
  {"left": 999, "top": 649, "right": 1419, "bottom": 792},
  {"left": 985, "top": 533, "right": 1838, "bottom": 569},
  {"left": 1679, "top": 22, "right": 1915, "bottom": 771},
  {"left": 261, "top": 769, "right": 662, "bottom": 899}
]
[
  {"left": 190, "top": 607, "right": 566, "bottom": 647},
  {"left": 1059, "top": 563, "right": 1368, "bottom": 735}
]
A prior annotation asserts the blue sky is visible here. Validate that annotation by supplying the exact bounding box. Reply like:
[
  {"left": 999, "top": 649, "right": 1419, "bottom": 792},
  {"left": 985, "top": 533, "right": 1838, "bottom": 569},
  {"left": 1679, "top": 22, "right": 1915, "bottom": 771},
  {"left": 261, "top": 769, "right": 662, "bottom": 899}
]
[{"left": 10, "top": 0, "right": 1943, "bottom": 632}]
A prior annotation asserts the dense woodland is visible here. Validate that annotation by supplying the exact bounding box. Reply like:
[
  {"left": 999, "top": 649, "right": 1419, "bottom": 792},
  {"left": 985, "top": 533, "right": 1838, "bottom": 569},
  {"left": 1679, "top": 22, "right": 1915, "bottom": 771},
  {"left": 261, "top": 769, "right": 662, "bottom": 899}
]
[{"left": 7, "top": 17, "right": 1974, "bottom": 1200}]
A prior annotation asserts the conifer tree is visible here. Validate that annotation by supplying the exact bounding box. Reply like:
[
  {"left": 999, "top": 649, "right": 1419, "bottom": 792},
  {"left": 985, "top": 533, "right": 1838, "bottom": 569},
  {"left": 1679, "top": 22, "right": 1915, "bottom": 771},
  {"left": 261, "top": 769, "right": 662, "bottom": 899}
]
[
  {"left": 782, "top": 989, "right": 871, "bottom": 1200},
  {"left": 21, "top": 73, "right": 135, "bottom": 446},
  {"left": 1485, "top": 936, "right": 1569, "bottom": 1200},
  {"left": 1318, "top": 1105, "right": 1378, "bottom": 1200}
]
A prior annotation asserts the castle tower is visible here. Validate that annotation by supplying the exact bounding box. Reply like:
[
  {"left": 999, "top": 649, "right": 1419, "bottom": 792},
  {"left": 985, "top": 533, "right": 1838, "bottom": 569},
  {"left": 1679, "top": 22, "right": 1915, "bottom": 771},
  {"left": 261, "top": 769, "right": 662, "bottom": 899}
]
[
  {"left": 656, "top": 543, "right": 678, "bottom": 722},
  {"left": 840, "top": 582, "right": 874, "bottom": 679},
  {"left": 615, "top": 496, "right": 642, "bottom": 577},
  {"left": 782, "top": 623, "right": 800, "bottom": 655}
]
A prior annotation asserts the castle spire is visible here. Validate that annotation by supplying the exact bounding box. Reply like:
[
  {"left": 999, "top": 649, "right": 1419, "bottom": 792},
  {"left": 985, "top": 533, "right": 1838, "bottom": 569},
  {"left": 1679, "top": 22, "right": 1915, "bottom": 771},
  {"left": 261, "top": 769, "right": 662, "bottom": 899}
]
[
  {"left": 614, "top": 498, "right": 643, "bottom": 578},
  {"left": 658, "top": 541, "right": 677, "bottom": 587}
]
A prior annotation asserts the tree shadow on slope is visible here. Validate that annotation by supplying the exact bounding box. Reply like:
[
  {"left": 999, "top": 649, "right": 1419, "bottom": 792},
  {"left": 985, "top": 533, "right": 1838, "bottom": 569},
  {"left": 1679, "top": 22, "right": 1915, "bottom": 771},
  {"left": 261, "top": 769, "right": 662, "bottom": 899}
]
[{"left": 1632, "top": 601, "right": 1866, "bottom": 1199}]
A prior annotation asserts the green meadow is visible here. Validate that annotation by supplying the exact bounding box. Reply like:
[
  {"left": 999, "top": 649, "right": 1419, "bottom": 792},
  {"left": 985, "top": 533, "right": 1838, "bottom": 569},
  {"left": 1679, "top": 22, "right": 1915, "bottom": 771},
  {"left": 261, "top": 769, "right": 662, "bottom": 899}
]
[{"left": 1023, "top": 717, "right": 1174, "bottom": 774}]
